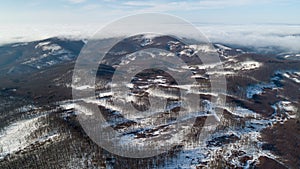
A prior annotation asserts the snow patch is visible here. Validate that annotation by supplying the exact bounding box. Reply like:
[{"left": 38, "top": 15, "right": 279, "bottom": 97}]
[
  {"left": 229, "top": 61, "right": 262, "bottom": 71},
  {"left": 215, "top": 44, "right": 232, "bottom": 50},
  {"left": 0, "top": 116, "right": 42, "bottom": 159},
  {"left": 72, "top": 85, "right": 94, "bottom": 90},
  {"left": 246, "top": 83, "right": 276, "bottom": 99}
]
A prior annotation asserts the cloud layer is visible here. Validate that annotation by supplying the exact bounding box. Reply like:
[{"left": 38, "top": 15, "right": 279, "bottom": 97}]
[
  {"left": 1, "top": 24, "right": 300, "bottom": 53},
  {"left": 199, "top": 24, "right": 300, "bottom": 52}
]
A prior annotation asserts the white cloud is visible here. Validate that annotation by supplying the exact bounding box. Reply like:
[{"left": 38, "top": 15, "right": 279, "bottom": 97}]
[
  {"left": 123, "top": 0, "right": 278, "bottom": 12},
  {"left": 67, "top": 0, "right": 86, "bottom": 4},
  {"left": 198, "top": 24, "right": 300, "bottom": 52},
  {"left": 82, "top": 4, "right": 101, "bottom": 10},
  {"left": 1, "top": 23, "right": 300, "bottom": 53},
  {"left": 0, "top": 24, "right": 100, "bottom": 45}
]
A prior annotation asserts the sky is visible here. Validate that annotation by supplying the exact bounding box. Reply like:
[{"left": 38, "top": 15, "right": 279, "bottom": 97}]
[
  {"left": 0, "top": 0, "right": 300, "bottom": 52},
  {"left": 0, "top": 0, "right": 299, "bottom": 25}
]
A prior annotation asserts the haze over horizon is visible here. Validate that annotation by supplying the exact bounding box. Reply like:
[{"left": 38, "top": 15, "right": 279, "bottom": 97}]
[{"left": 1, "top": 0, "right": 300, "bottom": 52}]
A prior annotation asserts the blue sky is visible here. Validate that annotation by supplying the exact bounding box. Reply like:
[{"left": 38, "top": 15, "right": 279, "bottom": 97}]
[{"left": 0, "top": 0, "right": 299, "bottom": 25}]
